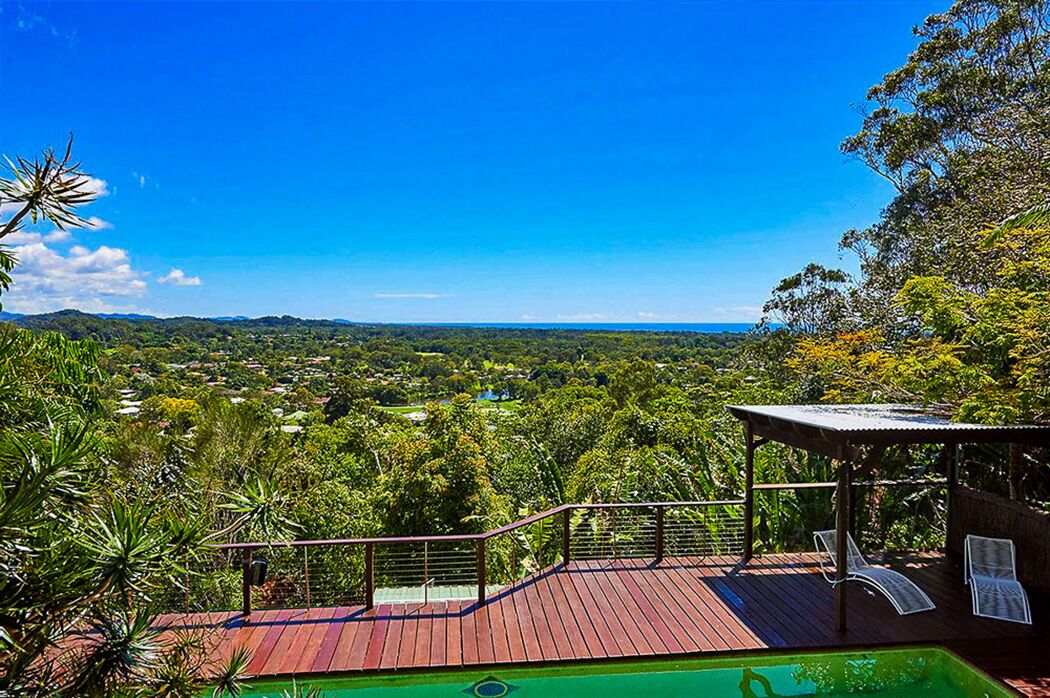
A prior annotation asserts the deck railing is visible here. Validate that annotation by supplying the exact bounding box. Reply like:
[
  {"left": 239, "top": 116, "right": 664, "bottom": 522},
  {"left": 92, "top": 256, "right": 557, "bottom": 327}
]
[{"left": 159, "top": 499, "right": 745, "bottom": 616}]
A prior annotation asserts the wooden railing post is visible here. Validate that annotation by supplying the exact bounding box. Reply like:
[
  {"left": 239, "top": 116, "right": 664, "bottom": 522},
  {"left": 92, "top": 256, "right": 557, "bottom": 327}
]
[
  {"left": 241, "top": 547, "right": 252, "bottom": 618},
  {"left": 477, "top": 539, "right": 487, "bottom": 607},
  {"left": 835, "top": 458, "right": 851, "bottom": 632},
  {"left": 562, "top": 508, "right": 571, "bottom": 566},
  {"left": 945, "top": 445, "right": 958, "bottom": 554},
  {"left": 303, "top": 547, "right": 311, "bottom": 609},
  {"left": 364, "top": 542, "right": 374, "bottom": 610},
  {"left": 743, "top": 422, "right": 756, "bottom": 562},
  {"left": 848, "top": 482, "right": 857, "bottom": 539},
  {"left": 655, "top": 505, "right": 665, "bottom": 564}
]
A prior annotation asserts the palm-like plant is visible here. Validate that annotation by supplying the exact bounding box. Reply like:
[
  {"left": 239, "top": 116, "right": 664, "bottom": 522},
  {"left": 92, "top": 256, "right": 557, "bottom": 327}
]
[
  {"left": 65, "top": 612, "right": 160, "bottom": 696},
  {"left": 0, "top": 135, "right": 99, "bottom": 238},
  {"left": 214, "top": 475, "right": 299, "bottom": 543},
  {"left": 0, "top": 138, "right": 259, "bottom": 698},
  {"left": 0, "top": 136, "right": 99, "bottom": 307},
  {"left": 209, "top": 646, "right": 252, "bottom": 698}
]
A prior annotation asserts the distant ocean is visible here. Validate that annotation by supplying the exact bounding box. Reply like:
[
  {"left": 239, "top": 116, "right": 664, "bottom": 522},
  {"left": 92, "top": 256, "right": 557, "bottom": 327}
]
[{"left": 410, "top": 322, "right": 759, "bottom": 333}]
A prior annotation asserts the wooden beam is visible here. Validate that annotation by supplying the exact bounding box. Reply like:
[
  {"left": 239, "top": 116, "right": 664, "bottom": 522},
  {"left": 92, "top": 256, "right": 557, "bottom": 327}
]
[
  {"left": 241, "top": 548, "right": 252, "bottom": 619},
  {"left": 748, "top": 416, "right": 861, "bottom": 461},
  {"left": 477, "top": 540, "right": 487, "bottom": 607},
  {"left": 364, "top": 542, "right": 374, "bottom": 610},
  {"left": 835, "top": 458, "right": 851, "bottom": 632},
  {"left": 562, "top": 508, "right": 571, "bottom": 566},
  {"left": 945, "top": 445, "right": 958, "bottom": 556},
  {"left": 743, "top": 421, "right": 756, "bottom": 562},
  {"left": 752, "top": 478, "right": 946, "bottom": 491}
]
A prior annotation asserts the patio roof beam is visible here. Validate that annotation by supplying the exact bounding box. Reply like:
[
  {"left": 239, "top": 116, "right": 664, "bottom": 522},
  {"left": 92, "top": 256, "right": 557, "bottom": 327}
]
[{"left": 746, "top": 413, "right": 860, "bottom": 461}]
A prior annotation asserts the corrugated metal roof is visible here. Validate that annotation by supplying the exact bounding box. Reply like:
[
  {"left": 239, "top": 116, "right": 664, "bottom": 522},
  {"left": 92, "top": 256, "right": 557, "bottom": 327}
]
[{"left": 726, "top": 403, "right": 1050, "bottom": 435}]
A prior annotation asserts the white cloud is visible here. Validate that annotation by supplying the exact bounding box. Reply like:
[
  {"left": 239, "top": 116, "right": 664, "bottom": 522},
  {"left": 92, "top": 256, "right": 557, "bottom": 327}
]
[
  {"left": 132, "top": 172, "right": 147, "bottom": 188},
  {"left": 636, "top": 311, "right": 660, "bottom": 320},
  {"left": 80, "top": 176, "right": 109, "bottom": 197},
  {"left": 555, "top": 312, "right": 611, "bottom": 322},
  {"left": 1, "top": 229, "right": 73, "bottom": 244},
  {"left": 713, "top": 305, "right": 764, "bottom": 320},
  {"left": 5, "top": 241, "right": 148, "bottom": 314},
  {"left": 45, "top": 229, "right": 72, "bottom": 242},
  {"left": 520, "top": 314, "right": 540, "bottom": 321},
  {"left": 374, "top": 292, "right": 444, "bottom": 299},
  {"left": 3, "top": 231, "right": 45, "bottom": 245},
  {"left": 79, "top": 216, "right": 112, "bottom": 230},
  {"left": 158, "top": 268, "right": 202, "bottom": 286}
]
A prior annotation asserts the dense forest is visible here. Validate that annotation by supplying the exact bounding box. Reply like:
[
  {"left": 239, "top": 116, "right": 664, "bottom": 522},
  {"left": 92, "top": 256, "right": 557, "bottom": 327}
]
[{"left": 1, "top": 0, "right": 1048, "bottom": 695}]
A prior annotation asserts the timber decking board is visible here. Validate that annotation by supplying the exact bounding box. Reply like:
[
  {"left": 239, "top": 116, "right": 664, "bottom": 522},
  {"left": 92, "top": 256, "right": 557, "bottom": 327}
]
[{"left": 146, "top": 552, "right": 1048, "bottom": 696}]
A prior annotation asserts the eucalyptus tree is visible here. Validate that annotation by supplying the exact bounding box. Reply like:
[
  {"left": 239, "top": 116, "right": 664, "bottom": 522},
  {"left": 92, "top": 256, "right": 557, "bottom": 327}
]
[
  {"left": 841, "top": 0, "right": 1050, "bottom": 322},
  {"left": 763, "top": 0, "right": 1050, "bottom": 335}
]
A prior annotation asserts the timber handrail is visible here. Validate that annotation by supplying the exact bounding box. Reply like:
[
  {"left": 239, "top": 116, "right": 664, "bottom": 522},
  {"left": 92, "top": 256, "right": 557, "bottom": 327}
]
[
  {"left": 217, "top": 498, "right": 745, "bottom": 617},
  {"left": 752, "top": 479, "right": 946, "bottom": 491},
  {"left": 213, "top": 499, "right": 747, "bottom": 550}
]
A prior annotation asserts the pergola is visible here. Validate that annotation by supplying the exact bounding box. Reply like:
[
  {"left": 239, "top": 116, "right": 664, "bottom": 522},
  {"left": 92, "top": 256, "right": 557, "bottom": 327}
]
[{"left": 726, "top": 403, "right": 1050, "bottom": 631}]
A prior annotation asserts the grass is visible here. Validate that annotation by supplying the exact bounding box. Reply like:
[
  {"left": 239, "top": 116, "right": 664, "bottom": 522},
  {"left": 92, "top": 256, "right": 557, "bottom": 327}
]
[
  {"left": 478, "top": 398, "right": 522, "bottom": 413},
  {"left": 378, "top": 405, "right": 425, "bottom": 414},
  {"left": 378, "top": 399, "right": 523, "bottom": 415}
]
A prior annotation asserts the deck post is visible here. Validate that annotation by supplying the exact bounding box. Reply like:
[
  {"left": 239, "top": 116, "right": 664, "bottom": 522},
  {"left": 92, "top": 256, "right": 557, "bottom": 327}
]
[
  {"left": 364, "top": 542, "right": 374, "bottom": 609},
  {"left": 835, "top": 457, "right": 851, "bottom": 632},
  {"left": 743, "top": 421, "right": 756, "bottom": 562},
  {"left": 477, "top": 539, "right": 487, "bottom": 607},
  {"left": 945, "top": 444, "right": 958, "bottom": 554},
  {"left": 241, "top": 547, "right": 252, "bottom": 618},
  {"left": 562, "top": 508, "right": 571, "bottom": 567},
  {"left": 655, "top": 505, "right": 665, "bottom": 564},
  {"left": 847, "top": 480, "right": 857, "bottom": 540}
]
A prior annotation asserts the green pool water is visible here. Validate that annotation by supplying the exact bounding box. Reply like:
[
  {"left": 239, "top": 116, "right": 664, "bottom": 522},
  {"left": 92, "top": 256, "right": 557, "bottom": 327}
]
[{"left": 233, "top": 647, "right": 1012, "bottom": 697}]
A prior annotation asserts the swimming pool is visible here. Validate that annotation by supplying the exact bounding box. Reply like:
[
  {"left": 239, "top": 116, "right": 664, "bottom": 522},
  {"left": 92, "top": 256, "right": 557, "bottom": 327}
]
[{"left": 232, "top": 646, "right": 1012, "bottom": 697}]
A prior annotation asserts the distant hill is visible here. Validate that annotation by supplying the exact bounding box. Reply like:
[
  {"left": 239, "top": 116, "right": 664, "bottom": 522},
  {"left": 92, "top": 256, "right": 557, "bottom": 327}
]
[
  {"left": 1, "top": 309, "right": 350, "bottom": 327},
  {"left": 97, "top": 313, "right": 159, "bottom": 320},
  {"left": 0, "top": 309, "right": 759, "bottom": 342}
]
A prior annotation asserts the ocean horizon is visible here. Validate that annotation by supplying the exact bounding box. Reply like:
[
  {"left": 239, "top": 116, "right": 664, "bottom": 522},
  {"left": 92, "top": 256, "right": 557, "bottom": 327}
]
[{"left": 404, "top": 321, "right": 761, "bottom": 333}]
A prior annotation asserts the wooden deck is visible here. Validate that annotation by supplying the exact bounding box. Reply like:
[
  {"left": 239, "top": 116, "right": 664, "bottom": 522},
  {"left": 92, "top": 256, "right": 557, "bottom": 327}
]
[{"left": 155, "top": 552, "right": 1050, "bottom": 695}]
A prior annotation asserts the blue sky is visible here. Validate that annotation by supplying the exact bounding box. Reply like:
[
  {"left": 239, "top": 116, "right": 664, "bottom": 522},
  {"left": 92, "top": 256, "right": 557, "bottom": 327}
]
[{"left": 1, "top": 1, "right": 939, "bottom": 322}]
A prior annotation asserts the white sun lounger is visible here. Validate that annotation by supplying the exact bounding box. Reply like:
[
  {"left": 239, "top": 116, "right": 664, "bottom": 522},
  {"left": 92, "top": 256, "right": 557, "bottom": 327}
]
[
  {"left": 813, "top": 530, "right": 935, "bottom": 615},
  {"left": 964, "top": 534, "right": 1032, "bottom": 624}
]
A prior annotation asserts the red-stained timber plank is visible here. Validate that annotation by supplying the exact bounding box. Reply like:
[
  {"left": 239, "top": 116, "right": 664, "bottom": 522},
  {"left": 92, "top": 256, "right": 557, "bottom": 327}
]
[
  {"left": 314, "top": 606, "right": 353, "bottom": 672},
  {"left": 510, "top": 577, "right": 543, "bottom": 662},
  {"left": 567, "top": 560, "right": 633, "bottom": 657},
  {"left": 411, "top": 604, "right": 432, "bottom": 668},
  {"left": 474, "top": 604, "right": 496, "bottom": 665},
  {"left": 461, "top": 603, "right": 479, "bottom": 665},
  {"left": 554, "top": 566, "right": 609, "bottom": 659},
  {"left": 290, "top": 607, "right": 338, "bottom": 674},
  {"left": 245, "top": 609, "right": 296, "bottom": 675},
  {"left": 429, "top": 602, "right": 447, "bottom": 667},
  {"left": 446, "top": 601, "right": 464, "bottom": 667},
  {"left": 362, "top": 604, "right": 393, "bottom": 671}
]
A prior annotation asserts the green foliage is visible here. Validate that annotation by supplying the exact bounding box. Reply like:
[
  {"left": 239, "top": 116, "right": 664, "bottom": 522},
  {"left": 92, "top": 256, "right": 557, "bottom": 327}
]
[
  {"left": 376, "top": 400, "right": 501, "bottom": 535},
  {"left": 758, "top": 0, "right": 1050, "bottom": 508},
  {"left": 0, "top": 138, "right": 257, "bottom": 696}
]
